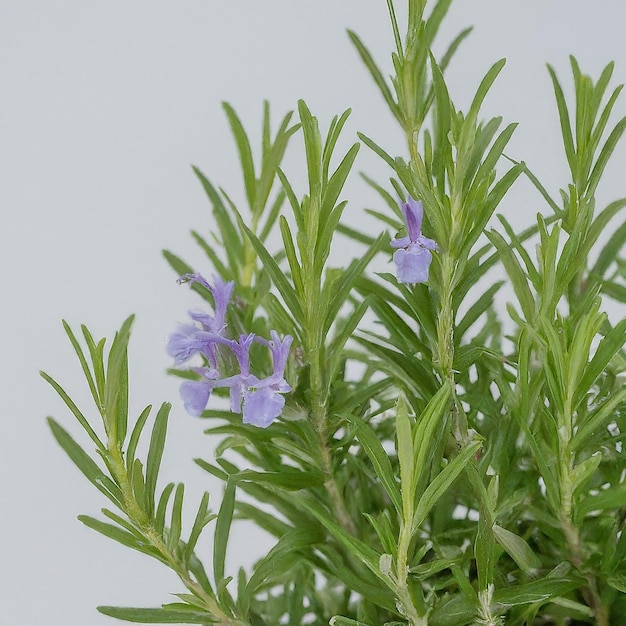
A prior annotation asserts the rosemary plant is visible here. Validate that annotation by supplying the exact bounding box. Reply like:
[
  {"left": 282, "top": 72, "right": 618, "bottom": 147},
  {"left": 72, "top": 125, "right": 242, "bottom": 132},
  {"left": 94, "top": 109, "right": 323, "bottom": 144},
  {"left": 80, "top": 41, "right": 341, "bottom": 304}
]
[{"left": 44, "top": 1, "right": 626, "bottom": 624}]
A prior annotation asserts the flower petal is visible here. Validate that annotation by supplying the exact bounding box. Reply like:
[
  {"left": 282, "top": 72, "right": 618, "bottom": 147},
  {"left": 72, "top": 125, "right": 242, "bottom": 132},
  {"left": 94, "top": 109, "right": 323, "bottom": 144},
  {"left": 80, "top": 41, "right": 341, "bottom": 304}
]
[
  {"left": 242, "top": 387, "right": 285, "bottom": 428},
  {"left": 393, "top": 246, "right": 433, "bottom": 284},
  {"left": 401, "top": 197, "right": 424, "bottom": 242},
  {"left": 180, "top": 380, "right": 211, "bottom": 417},
  {"left": 417, "top": 235, "right": 438, "bottom": 251},
  {"left": 390, "top": 235, "right": 411, "bottom": 249},
  {"left": 167, "top": 325, "right": 211, "bottom": 365}
]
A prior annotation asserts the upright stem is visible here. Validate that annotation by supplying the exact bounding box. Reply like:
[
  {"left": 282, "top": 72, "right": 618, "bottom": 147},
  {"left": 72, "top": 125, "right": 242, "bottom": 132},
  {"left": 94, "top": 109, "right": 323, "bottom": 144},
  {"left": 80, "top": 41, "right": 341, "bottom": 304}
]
[
  {"left": 557, "top": 406, "right": 608, "bottom": 626},
  {"left": 394, "top": 516, "right": 427, "bottom": 626},
  {"left": 106, "top": 446, "right": 240, "bottom": 626},
  {"left": 241, "top": 214, "right": 260, "bottom": 288},
  {"left": 306, "top": 305, "right": 357, "bottom": 536},
  {"left": 300, "top": 189, "right": 357, "bottom": 536}
]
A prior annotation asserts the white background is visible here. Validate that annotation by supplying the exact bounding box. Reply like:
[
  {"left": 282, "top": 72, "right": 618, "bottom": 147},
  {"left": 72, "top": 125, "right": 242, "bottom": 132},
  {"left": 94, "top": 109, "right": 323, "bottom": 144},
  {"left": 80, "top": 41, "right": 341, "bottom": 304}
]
[{"left": 2, "top": 2, "right": 626, "bottom": 624}]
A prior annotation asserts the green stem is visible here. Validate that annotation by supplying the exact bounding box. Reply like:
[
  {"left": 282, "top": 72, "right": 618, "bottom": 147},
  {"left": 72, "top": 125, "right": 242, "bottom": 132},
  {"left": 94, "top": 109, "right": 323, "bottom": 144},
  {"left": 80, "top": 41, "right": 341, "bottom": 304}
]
[
  {"left": 106, "top": 446, "right": 241, "bottom": 625},
  {"left": 310, "top": 372, "right": 357, "bottom": 535},
  {"left": 394, "top": 517, "right": 427, "bottom": 626},
  {"left": 241, "top": 213, "right": 261, "bottom": 288},
  {"left": 558, "top": 404, "right": 608, "bottom": 625}
]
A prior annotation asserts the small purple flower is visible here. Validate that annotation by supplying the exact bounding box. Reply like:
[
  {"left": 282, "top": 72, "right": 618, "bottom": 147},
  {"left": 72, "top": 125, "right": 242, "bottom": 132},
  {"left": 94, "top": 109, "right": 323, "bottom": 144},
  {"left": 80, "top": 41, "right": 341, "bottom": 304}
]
[
  {"left": 226, "top": 333, "right": 258, "bottom": 413},
  {"left": 167, "top": 274, "right": 234, "bottom": 367},
  {"left": 179, "top": 367, "right": 220, "bottom": 417},
  {"left": 178, "top": 273, "right": 234, "bottom": 334},
  {"left": 169, "top": 273, "right": 293, "bottom": 426},
  {"left": 243, "top": 387, "right": 286, "bottom": 428},
  {"left": 390, "top": 197, "right": 438, "bottom": 284},
  {"left": 242, "top": 332, "right": 293, "bottom": 428},
  {"left": 167, "top": 325, "right": 213, "bottom": 366}
]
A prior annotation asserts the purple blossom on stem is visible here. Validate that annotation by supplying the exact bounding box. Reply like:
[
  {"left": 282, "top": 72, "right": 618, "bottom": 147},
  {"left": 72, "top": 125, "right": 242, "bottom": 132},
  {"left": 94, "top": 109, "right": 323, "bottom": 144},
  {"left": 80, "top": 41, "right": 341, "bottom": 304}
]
[
  {"left": 390, "top": 197, "right": 438, "bottom": 284},
  {"left": 225, "top": 333, "right": 258, "bottom": 413},
  {"left": 242, "top": 332, "right": 293, "bottom": 428},
  {"left": 169, "top": 273, "right": 293, "bottom": 426},
  {"left": 167, "top": 274, "right": 234, "bottom": 368},
  {"left": 178, "top": 273, "right": 234, "bottom": 334},
  {"left": 179, "top": 367, "right": 220, "bottom": 417}
]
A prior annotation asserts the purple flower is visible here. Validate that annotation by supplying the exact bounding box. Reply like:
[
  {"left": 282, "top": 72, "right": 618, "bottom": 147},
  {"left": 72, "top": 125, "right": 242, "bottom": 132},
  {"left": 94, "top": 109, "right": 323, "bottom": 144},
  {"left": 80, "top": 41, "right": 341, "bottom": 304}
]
[
  {"left": 390, "top": 197, "right": 438, "bottom": 284},
  {"left": 242, "top": 332, "right": 293, "bottom": 428},
  {"left": 179, "top": 367, "right": 220, "bottom": 417},
  {"left": 167, "top": 274, "right": 234, "bottom": 368},
  {"left": 169, "top": 274, "right": 293, "bottom": 426},
  {"left": 167, "top": 325, "right": 214, "bottom": 366},
  {"left": 225, "top": 333, "right": 258, "bottom": 413},
  {"left": 243, "top": 387, "right": 286, "bottom": 428},
  {"left": 178, "top": 273, "right": 234, "bottom": 334}
]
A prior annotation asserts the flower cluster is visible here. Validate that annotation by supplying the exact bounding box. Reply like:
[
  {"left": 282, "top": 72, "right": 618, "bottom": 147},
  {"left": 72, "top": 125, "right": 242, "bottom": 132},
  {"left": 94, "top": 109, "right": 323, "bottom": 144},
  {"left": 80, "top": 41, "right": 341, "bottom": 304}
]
[
  {"left": 167, "top": 273, "right": 292, "bottom": 428},
  {"left": 391, "top": 196, "right": 438, "bottom": 284}
]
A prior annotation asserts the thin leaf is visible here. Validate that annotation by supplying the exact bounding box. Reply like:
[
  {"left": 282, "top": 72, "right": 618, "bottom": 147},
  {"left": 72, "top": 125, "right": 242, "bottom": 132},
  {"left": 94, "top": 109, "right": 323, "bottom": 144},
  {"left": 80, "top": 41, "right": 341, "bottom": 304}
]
[
  {"left": 213, "top": 481, "right": 236, "bottom": 585},
  {"left": 343, "top": 414, "right": 403, "bottom": 515},
  {"left": 144, "top": 403, "right": 171, "bottom": 517},
  {"left": 97, "top": 606, "right": 214, "bottom": 624},
  {"left": 47, "top": 417, "right": 123, "bottom": 506}
]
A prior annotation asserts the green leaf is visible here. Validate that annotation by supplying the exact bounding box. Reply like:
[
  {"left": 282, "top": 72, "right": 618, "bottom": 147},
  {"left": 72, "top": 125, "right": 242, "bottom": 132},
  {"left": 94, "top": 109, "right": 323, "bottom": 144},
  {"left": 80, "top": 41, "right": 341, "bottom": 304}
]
[
  {"left": 330, "top": 617, "right": 373, "bottom": 626},
  {"left": 343, "top": 414, "right": 403, "bottom": 515},
  {"left": 144, "top": 403, "right": 171, "bottom": 517},
  {"left": 61, "top": 321, "right": 100, "bottom": 416},
  {"left": 126, "top": 405, "right": 152, "bottom": 476},
  {"left": 428, "top": 594, "right": 477, "bottom": 625},
  {"left": 213, "top": 481, "right": 236, "bottom": 585},
  {"left": 190, "top": 230, "right": 230, "bottom": 280},
  {"left": 456, "top": 282, "right": 504, "bottom": 339},
  {"left": 486, "top": 230, "right": 535, "bottom": 322},
  {"left": 577, "top": 483, "right": 626, "bottom": 517},
  {"left": 223, "top": 102, "right": 256, "bottom": 209},
  {"left": 237, "top": 219, "right": 303, "bottom": 322},
  {"left": 577, "top": 318, "right": 626, "bottom": 402},
  {"left": 323, "top": 233, "right": 386, "bottom": 336},
  {"left": 396, "top": 396, "right": 414, "bottom": 519},
  {"left": 162, "top": 249, "right": 193, "bottom": 280},
  {"left": 233, "top": 469, "right": 325, "bottom": 491},
  {"left": 47, "top": 418, "right": 123, "bottom": 506},
  {"left": 97, "top": 606, "right": 214, "bottom": 623},
  {"left": 184, "top": 492, "right": 215, "bottom": 565},
  {"left": 548, "top": 64, "right": 576, "bottom": 177},
  {"left": 322, "top": 142, "right": 360, "bottom": 224},
  {"left": 167, "top": 482, "right": 185, "bottom": 552},
  {"left": 492, "top": 524, "right": 541, "bottom": 575},
  {"left": 413, "top": 439, "right": 481, "bottom": 531},
  {"left": 40, "top": 370, "right": 104, "bottom": 451},
  {"left": 467, "top": 59, "right": 506, "bottom": 125},
  {"left": 327, "top": 297, "right": 371, "bottom": 382},
  {"left": 607, "top": 575, "right": 626, "bottom": 593},
  {"left": 154, "top": 482, "right": 175, "bottom": 535},
  {"left": 439, "top": 27, "right": 473, "bottom": 73},
  {"left": 591, "top": 213, "right": 626, "bottom": 279},
  {"left": 347, "top": 30, "right": 400, "bottom": 122},
  {"left": 571, "top": 452, "right": 602, "bottom": 497},
  {"left": 247, "top": 524, "right": 324, "bottom": 592},
  {"left": 78, "top": 515, "right": 160, "bottom": 561},
  {"left": 412, "top": 383, "right": 452, "bottom": 491},
  {"left": 279, "top": 216, "right": 304, "bottom": 296},
  {"left": 82, "top": 326, "right": 107, "bottom": 403},
  {"left": 357, "top": 132, "right": 398, "bottom": 170},
  {"left": 105, "top": 315, "right": 134, "bottom": 445},
  {"left": 571, "top": 387, "right": 626, "bottom": 450},
  {"left": 298, "top": 99, "right": 323, "bottom": 197},
  {"left": 587, "top": 115, "right": 626, "bottom": 197},
  {"left": 294, "top": 493, "right": 383, "bottom": 581},
  {"left": 494, "top": 577, "right": 580, "bottom": 607}
]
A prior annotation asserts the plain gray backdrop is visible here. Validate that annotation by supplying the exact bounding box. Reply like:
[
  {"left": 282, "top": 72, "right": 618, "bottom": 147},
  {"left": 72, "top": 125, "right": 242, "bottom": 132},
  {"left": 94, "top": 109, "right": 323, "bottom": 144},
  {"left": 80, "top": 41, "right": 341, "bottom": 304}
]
[{"left": 2, "top": 2, "right": 626, "bottom": 624}]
